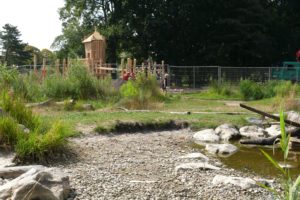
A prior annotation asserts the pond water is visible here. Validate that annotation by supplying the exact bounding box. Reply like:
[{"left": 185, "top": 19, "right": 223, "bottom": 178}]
[{"left": 194, "top": 143, "right": 300, "bottom": 178}]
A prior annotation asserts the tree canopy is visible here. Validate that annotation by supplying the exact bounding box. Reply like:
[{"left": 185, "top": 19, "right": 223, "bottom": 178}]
[
  {"left": 0, "top": 24, "right": 31, "bottom": 66},
  {"left": 55, "top": 0, "right": 300, "bottom": 66}
]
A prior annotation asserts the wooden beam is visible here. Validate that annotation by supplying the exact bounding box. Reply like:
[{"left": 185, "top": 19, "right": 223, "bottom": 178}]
[{"left": 240, "top": 104, "right": 300, "bottom": 128}]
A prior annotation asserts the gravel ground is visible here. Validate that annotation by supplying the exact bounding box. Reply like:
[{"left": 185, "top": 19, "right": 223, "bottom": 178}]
[{"left": 54, "top": 129, "right": 276, "bottom": 200}]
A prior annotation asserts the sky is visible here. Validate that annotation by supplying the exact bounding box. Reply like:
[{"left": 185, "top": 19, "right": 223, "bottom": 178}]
[{"left": 0, "top": 0, "right": 64, "bottom": 50}]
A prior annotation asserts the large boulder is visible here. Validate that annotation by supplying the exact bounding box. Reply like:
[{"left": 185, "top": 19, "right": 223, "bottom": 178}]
[
  {"left": 215, "top": 124, "right": 241, "bottom": 141},
  {"left": 193, "top": 129, "right": 220, "bottom": 143},
  {"left": 0, "top": 166, "right": 70, "bottom": 200},
  {"left": 286, "top": 111, "right": 300, "bottom": 124},
  {"left": 265, "top": 125, "right": 296, "bottom": 137},
  {"left": 265, "top": 125, "right": 281, "bottom": 137},
  {"left": 212, "top": 175, "right": 257, "bottom": 189},
  {"left": 175, "top": 162, "right": 220, "bottom": 174},
  {"left": 239, "top": 125, "right": 267, "bottom": 138},
  {"left": 205, "top": 144, "right": 238, "bottom": 157}
]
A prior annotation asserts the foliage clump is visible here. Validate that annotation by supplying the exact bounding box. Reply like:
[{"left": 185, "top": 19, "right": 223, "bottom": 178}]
[
  {"left": 0, "top": 91, "right": 72, "bottom": 163},
  {"left": 120, "top": 73, "right": 165, "bottom": 109}
]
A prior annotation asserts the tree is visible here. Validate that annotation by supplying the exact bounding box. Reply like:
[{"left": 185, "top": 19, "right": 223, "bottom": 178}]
[
  {"left": 0, "top": 24, "right": 31, "bottom": 66},
  {"left": 55, "top": 0, "right": 300, "bottom": 66}
]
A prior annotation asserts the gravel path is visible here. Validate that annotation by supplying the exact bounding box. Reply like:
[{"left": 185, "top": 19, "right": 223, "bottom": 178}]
[{"left": 55, "top": 129, "right": 275, "bottom": 200}]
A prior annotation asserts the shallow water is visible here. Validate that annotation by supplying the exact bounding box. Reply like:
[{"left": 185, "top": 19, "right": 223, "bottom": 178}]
[{"left": 195, "top": 143, "right": 300, "bottom": 178}]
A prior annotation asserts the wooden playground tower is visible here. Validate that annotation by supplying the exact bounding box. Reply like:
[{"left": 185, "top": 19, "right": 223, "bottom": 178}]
[
  {"left": 82, "top": 30, "right": 167, "bottom": 80},
  {"left": 82, "top": 30, "right": 107, "bottom": 78}
]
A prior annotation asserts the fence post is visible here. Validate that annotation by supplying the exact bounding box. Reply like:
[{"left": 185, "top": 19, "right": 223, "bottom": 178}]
[
  {"left": 268, "top": 67, "right": 271, "bottom": 82},
  {"left": 193, "top": 66, "right": 196, "bottom": 89},
  {"left": 33, "top": 54, "right": 37, "bottom": 74},
  {"left": 218, "top": 66, "right": 221, "bottom": 86},
  {"left": 167, "top": 65, "right": 171, "bottom": 88}
]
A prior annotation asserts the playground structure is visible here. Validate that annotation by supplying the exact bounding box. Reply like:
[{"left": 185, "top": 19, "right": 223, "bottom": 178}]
[
  {"left": 20, "top": 30, "right": 169, "bottom": 85},
  {"left": 81, "top": 30, "right": 167, "bottom": 80}
]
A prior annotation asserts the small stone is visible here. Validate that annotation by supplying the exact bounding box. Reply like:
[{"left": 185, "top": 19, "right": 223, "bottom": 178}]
[
  {"left": 178, "top": 152, "right": 209, "bottom": 161},
  {"left": 212, "top": 175, "right": 257, "bottom": 189},
  {"left": 175, "top": 162, "right": 220, "bottom": 174},
  {"left": 205, "top": 144, "right": 238, "bottom": 157}
]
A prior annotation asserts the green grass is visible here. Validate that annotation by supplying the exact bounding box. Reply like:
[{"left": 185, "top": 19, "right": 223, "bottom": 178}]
[{"left": 40, "top": 109, "right": 250, "bottom": 132}]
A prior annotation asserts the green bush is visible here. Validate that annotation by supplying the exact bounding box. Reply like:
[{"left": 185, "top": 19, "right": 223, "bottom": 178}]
[
  {"left": 15, "top": 121, "right": 70, "bottom": 162},
  {"left": 44, "top": 75, "right": 75, "bottom": 99},
  {"left": 239, "top": 80, "right": 264, "bottom": 100},
  {"left": 274, "top": 81, "right": 294, "bottom": 98},
  {"left": 0, "top": 116, "right": 24, "bottom": 148},
  {"left": 208, "top": 80, "right": 233, "bottom": 96},
  {"left": 0, "top": 91, "right": 72, "bottom": 163},
  {"left": 0, "top": 92, "right": 40, "bottom": 130},
  {"left": 120, "top": 73, "right": 165, "bottom": 109}
]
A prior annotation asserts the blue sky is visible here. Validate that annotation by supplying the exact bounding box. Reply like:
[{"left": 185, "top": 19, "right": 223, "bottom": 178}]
[{"left": 0, "top": 0, "right": 64, "bottom": 50}]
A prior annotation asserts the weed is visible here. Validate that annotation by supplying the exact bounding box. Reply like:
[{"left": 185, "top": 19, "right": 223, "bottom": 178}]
[{"left": 260, "top": 111, "right": 300, "bottom": 199}]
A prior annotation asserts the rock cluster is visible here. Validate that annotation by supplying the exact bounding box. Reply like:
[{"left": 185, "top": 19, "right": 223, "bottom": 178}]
[{"left": 0, "top": 165, "right": 70, "bottom": 200}]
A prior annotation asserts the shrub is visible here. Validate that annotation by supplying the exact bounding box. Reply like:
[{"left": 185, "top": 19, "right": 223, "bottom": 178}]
[
  {"left": 68, "top": 61, "right": 99, "bottom": 99},
  {"left": 274, "top": 81, "right": 294, "bottom": 98},
  {"left": 0, "top": 116, "right": 24, "bottom": 148},
  {"left": 15, "top": 121, "right": 70, "bottom": 162},
  {"left": 44, "top": 75, "right": 75, "bottom": 99},
  {"left": 0, "top": 92, "right": 40, "bottom": 130},
  {"left": 239, "top": 80, "right": 264, "bottom": 100},
  {"left": 120, "top": 73, "right": 165, "bottom": 109},
  {"left": 208, "top": 80, "right": 233, "bottom": 96},
  {"left": 0, "top": 90, "right": 72, "bottom": 163}
]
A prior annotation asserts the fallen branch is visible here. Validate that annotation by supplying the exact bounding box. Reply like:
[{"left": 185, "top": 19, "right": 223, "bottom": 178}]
[
  {"left": 240, "top": 128, "right": 300, "bottom": 145},
  {"left": 240, "top": 104, "right": 300, "bottom": 128}
]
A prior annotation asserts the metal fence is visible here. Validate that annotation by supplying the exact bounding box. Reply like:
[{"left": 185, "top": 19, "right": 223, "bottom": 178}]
[{"left": 167, "top": 66, "right": 281, "bottom": 88}]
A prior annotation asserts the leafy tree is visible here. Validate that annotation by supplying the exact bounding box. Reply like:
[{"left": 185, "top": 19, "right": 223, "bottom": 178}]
[
  {"left": 55, "top": 0, "right": 300, "bottom": 66},
  {"left": 0, "top": 24, "right": 31, "bottom": 66}
]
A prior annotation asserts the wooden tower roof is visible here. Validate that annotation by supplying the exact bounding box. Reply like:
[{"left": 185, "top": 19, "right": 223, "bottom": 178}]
[{"left": 82, "top": 31, "right": 105, "bottom": 43}]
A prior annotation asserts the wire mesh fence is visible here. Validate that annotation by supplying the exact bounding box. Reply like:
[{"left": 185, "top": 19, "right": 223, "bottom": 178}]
[{"left": 167, "top": 66, "right": 281, "bottom": 88}]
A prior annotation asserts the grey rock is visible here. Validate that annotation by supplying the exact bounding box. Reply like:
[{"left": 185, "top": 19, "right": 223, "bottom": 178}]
[
  {"left": 265, "top": 125, "right": 296, "bottom": 137},
  {"left": 193, "top": 129, "right": 220, "bottom": 143},
  {"left": 205, "top": 144, "right": 238, "bottom": 157},
  {"left": 239, "top": 126, "right": 267, "bottom": 138},
  {"left": 178, "top": 152, "right": 209, "bottom": 161},
  {"left": 175, "top": 162, "right": 220, "bottom": 174},
  {"left": 212, "top": 175, "right": 257, "bottom": 189},
  {"left": 286, "top": 111, "right": 300, "bottom": 124},
  {"left": 246, "top": 117, "right": 264, "bottom": 125},
  {"left": 215, "top": 124, "right": 241, "bottom": 141},
  {"left": 0, "top": 167, "right": 70, "bottom": 200}
]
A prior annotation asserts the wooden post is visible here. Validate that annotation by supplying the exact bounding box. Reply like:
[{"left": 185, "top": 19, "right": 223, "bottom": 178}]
[
  {"left": 62, "top": 58, "right": 66, "bottom": 76},
  {"left": 66, "top": 57, "right": 70, "bottom": 73},
  {"left": 148, "top": 60, "right": 151, "bottom": 76},
  {"left": 120, "top": 58, "right": 125, "bottom": 78},
  {"left": 161, "top": 60, "right": 165, "bottom": 77},
  {"left": 33, "top": 54, "right": 37, "bottom": 74},
  {"left": 154, "top": 61, "right": 157, "bottom": 77},
  {"left": 42, "top": 57, "right": 46, "bottom": 80},
  {"left": 55, "top": 59, "right": 60, "bottom": 75},
  {"left": 99, "top": 59, "right": 103, "bottom": 78},
  {"left": 133, "top": 59, "right": 137, "bottom": 74},
  {"left": 126, "top": 58, "right": 130, "bottom": 73},
  {"left": 141, "top": 62, "right": 145, "bottom": 75}
]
